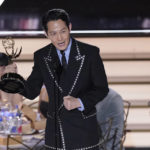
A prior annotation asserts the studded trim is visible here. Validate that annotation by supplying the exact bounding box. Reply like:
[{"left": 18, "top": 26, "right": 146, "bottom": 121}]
[
  {"left": 68, "top": 41, "right": 85, "bottom": 95},
  {"left": 44, "top": 45, "right": 63, "bottom": 93},
  {"left": 58, "top": 103, "right": 63, "bottom": 112},
  {"left": 44, "top": 139, "right": 104, "bottom": 150},
  {"left": 68, "top": 55, "right": 85, "bottom": 95},
  {"left": 81, "top": 112, "right": 96, "bottom": 119},
  {"left": 58, "top": 117, "right": 66, "bottom": 149}
]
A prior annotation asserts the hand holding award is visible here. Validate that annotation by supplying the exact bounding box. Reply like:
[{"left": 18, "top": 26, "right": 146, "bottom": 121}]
[{"left": 0, "top": 37, "right": 25, "bottom": 93}]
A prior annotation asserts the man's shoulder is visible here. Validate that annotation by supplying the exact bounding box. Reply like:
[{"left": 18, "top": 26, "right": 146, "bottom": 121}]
[
  {"left": 77, "top": 40, "right": 99, "bottom": 50},
  {"left": 73, "top": 40, "right": 99, "bottom": 58},
  {"left": 34, "top": 43, "right": 52, "bottom": 56},
  {"left": 75, "top": 39, "right": 100, "bottom": 54}
]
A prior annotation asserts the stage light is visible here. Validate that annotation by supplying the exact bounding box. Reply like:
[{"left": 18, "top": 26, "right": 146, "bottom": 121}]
[{"left": 0, "top": 0, "right": 5, "bottom": 6}]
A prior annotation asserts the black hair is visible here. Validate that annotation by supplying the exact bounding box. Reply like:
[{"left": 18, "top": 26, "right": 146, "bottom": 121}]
[
  {"left": 0, "top": 52, "right": 9, "bottom": 66},
  {"left": 42, "top": 8, "right": 70, "bottom": 33}
]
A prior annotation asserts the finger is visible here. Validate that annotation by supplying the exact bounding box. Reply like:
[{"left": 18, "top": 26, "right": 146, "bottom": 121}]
[
  {"left": 63, "top": 101, "right": 71, "bottom": 110},
  {"left": 63, "top": 95, "right": 71, "bottom": 99}
]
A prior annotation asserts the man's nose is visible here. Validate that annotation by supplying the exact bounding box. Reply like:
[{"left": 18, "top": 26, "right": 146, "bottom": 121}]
[{"left": 57, "top": 33, "right": 62, "bottom": 41}]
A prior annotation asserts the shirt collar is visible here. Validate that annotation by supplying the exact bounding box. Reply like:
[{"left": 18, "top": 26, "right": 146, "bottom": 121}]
[{"left": 56, "top": 38, "right": 72, "bottom": 63}]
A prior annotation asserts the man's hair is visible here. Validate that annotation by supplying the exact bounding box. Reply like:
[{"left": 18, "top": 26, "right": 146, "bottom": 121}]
[
  {"left": 42, "top": 8, "right": 70, "bottom": 33},
  {"left": 0, "top": 52, "right": 9, "bottom": 66}
]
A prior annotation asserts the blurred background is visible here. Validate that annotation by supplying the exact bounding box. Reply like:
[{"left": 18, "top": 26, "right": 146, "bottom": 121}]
[{"left": 0, "top": 0, "right": 150, "bottom": 31}]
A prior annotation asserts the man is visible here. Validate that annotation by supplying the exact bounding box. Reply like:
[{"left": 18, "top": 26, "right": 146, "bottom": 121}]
[
  {"left": 96, "top": 88, "right": 124, "bottom": 150},
  {"left": 38, "top": 87, "right": 125, "bottom": 150},
  {"left": 0, "top": 52, "right": 23, "bottom": 110},
  {"left": 13, "top": 9, "right": 109, "bottom": 149}
]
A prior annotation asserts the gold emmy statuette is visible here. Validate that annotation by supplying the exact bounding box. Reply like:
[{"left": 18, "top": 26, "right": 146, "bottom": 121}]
[
  {"left": 0, "top": 37, "right": 25, "bottom": 93},
  {"left": 2, "top": 37, "right": 22, "bottom": 61}
]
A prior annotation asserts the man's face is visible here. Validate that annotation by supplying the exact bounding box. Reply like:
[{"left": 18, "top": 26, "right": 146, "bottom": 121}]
[{"left": 46, "top": 19, "right": 71, "bottom": 51}]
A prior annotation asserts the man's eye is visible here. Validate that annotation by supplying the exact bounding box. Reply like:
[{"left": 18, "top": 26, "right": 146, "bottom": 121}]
[
  {"left": 62, "top": 30, "right": 66, "bottom": 33},
  {"left": 50, "top": 33, "right": 56, "bottom": 36}
]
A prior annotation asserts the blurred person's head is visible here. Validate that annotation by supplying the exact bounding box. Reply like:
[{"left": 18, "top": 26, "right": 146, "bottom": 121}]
[{"left": 42, "top": 8, "right": 72, "bottom": 51}]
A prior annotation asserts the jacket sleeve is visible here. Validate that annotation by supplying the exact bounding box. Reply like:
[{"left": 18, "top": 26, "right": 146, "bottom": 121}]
[
  {"left": 21, "top": 52, "right": 43, "bottom": 100},
  {"left": 80, "top": 48, "right": 109, "bottom": 115}
]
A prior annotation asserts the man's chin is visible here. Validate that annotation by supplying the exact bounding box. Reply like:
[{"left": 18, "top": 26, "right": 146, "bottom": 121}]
[{"left": 57, "top": 46, "right": 67, "bottom": 51}]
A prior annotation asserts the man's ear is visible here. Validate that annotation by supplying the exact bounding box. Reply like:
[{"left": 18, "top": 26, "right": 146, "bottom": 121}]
[
  {"left": 69, "top": 23, "right": 72, "bottom": 31},
  {"left": 44, "top": 31, "right": 48, "bottom": 38}
]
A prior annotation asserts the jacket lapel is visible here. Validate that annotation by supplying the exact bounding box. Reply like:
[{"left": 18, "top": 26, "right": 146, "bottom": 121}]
[
  {"left": 43, "top": 44, "right": 63, "bottom": 93},
  {"left": 60, "top": 39, "right": 85, "bottom": 96}
]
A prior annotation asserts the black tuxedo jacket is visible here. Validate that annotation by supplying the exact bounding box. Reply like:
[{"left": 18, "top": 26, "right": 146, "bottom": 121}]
[{"left": 22, "top": 38, "right": 109, "bottom": 150}]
